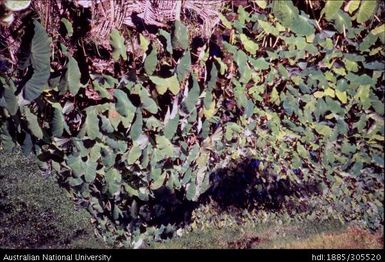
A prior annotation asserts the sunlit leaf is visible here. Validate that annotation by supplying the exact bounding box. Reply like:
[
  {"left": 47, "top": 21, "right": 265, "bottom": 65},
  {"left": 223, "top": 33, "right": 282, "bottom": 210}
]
[
  {"left": 144, "top": 47, "right": 157, "bottom": 75},
  {"left": 150, "top": 75, "right": 180, "bottom": 95},
  {"left": 321, "top": 0, "right": 344, "bottom": 20},
  {"left": 110, "top": 29, "right": 127, "bottom": 61},
  {"left": 356, "top": 0, "right": 378, "bottom": 24},
  {"left": 130, "top": 109, "right": 143, "bottom": 141},
  {"left": 177, "top": 50, "right": 191, "bottom": 81}
]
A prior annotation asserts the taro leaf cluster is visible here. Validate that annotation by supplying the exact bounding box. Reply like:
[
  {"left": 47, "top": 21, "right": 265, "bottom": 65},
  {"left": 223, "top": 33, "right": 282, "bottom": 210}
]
[{"left": 0, "top": 0, "right": 384, "bottom": 247}]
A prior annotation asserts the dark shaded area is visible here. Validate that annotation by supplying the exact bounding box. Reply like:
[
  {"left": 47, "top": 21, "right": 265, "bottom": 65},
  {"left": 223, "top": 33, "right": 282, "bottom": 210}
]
[
  {"left": 131, "top": 13, "right": 161, "bottom": 35},
  {"left": 201, "top": 159, "right": 322, "bottom": 210},
  {"left": 128, "top": 158, "right": 322, "bottom": 234}
]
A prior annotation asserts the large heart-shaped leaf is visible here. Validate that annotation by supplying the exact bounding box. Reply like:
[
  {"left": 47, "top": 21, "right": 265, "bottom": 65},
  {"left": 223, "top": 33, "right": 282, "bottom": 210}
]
[
  {"left": 51, "top": 103, "right": 64, "bottom": 137},
  {"left": 114, "top": 89, "right": 136, "bottom": 118},
  {"left": 84, "top": 110, "right": 101, "bottom": 139},
  {"left": 182, "top": 76, "right": 200, "bottom": 113},
  {"left": 67, "top": 56, "right": 82, "bottom": 95},
  {"left": 84, "top": 159, "right": 98, "bottom": 183},
  {"left": 22, "top": 20, "right": 51, "bottom": 102},
  {"left": 144, "top": 47, "right": 157, "bottom": 75},
  {"left": 172, "top": 21, "right": 189, "bottom": 50},
  {"left": 150, "top": 75, "right": 180, "bottom": 95},
  {"left": 0, "top": 77, "right": 17, "bottom": 115},
  {"left": 0, "top": 122, "right": 15, "bottom": 151},
  {"left": 130, "top": 109, "right": 143, "bottom": 141},
  {"left": 5, "top": 0, "right": 31, "bottom": 11},
  {"left": 356, "top": 0, "right": 377, "bottom": 24},
  {"left": 127, "top": 145, "right": 142, "bottom": 165},
  {"left": 25, "top": 107, "right": 43, "bottom": 139},
  {"left": 139, "top": 88, "right": 158, "bottom": 114},
  {"left": 110, "top": 29, "right": 127, "bottom": 61},
  {"left": 321, "top": 0, "right": 344, "bottom": 20},
  {"left": 105, "top": 168, "right": 122, "bottom": 195},
  {"left": 177, "top": 50, "right": 191, "bottom": 81}
]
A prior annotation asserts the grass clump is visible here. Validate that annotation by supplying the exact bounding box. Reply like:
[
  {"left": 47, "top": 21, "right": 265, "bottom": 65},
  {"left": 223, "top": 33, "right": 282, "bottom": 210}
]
[{"left": 0, "top": 149, "right": 107, "bottom": 249}]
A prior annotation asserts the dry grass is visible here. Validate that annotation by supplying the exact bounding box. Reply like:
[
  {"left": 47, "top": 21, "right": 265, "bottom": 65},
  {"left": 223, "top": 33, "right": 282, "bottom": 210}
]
[
  {"left": 152, "top": 221, "right": 384, "bottom": 249},
  {"left": 273, "top": 226, "right": 384, "bottom": 249}
]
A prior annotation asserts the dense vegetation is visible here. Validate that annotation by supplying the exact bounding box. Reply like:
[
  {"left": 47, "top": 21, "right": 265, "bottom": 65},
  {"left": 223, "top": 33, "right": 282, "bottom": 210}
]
[
  {"left": 0, "top": 0, "right": 384, "bottom": 248},
  {"left": 1, "top": 150, "right": 382, "bottom": 249}
]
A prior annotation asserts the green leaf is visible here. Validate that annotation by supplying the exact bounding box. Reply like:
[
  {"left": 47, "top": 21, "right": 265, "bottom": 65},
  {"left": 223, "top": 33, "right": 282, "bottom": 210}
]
[
  {"left": 314, "top": 123, "right": 333, "bottom": 137},
  {"left": 139, "top": 33, "right": 150, "bottom": 52},
  {"left": 333, "top": 10, "right": 352, "bottom": 33},
  {"left": 249, "top": 57, "right": 270, "bottom": 70},
  {"left": 186, "top": 182, "right": 196, "bottom": 201},
  {"left": 130, "top": 109, "right": 142, "bottom": 141},
  {"left": 258, "top": 20, "right": 279, "bottom": 36},
  {"left": 51, "top": 104, "right": 64, "bottom": 137},
  {"left": 0, "top": 123, "right": 15, "bottom": 151},
  {"left": 356, "top": 0, "right": 377, "bottom": 24},
  {"left": 21, "top": 132, "right": 32, "bottom": 155},
  {"left": 150, "top": 75, "right": 180, "bottom": 95},
  {"left": 214, "top": 57, "right": 228, "bottom": 75},
  {"left": 4, "top": 0, "right": 31, "bottom": 11},
  {"left": 296, "top": 143, "right": 308, "bottom": 158},
  {"left": 371, "top": 24, "right": 385, "bottom": 35},
  {"left": 292, "top": 14, "right": 315, "bottom": 36},
  {"left": 159, "top": 29, "right": 173, "bottom": 54},
  {"left": 270, "top": 87, "right": 280, "bottom": 105},
  {"left": 240, "top": 34, "right": 258, "bottom": 55},
  {"left": 355, "top": 85, "right": 371, "bottom": 109},
  {"left": 144, "top": 47, "right": 157, "bottom": 75},
  {"left": 114, "top": 89, "right": 136, "bottom": 118},
  {"left": 105, "top": 168, "right": 121, "bottom": 195},
  {"left": 235, "top": 50, "right": 251, "bottom": 83},
  {"left": 150, "top": 172, "right": 167, "bottom": 190},
  {"left": 272, "top": 0, "right": 298, "bottom": 28},
  {"left": 177, "top": 50, "right": 191, "bottom": 81},
  {"left": 0, "top": 78, "right": 17, "bottom": 115},
  {"left": 164, "top": 114, "right": 179, "bottom": 140},
  {"left": 139, "top": 88, "right": 158, "bottom": 114},
  {"left": 66, "top": 155, "right": 84, "bottom": 177},
  {"left": 100, "top": 115, "right": 114, "bottom": 133},
  {"left": 359, "top": 33, "right": 378, "bottom": 51},
  {"left": 123, "top": 184, "right": 139, "bottom": 197},
  {"left": 255, "top": 0, "right": 267, "bottom": 9},
  {"left": 25, "top": 107, "right": 43, "bottom": 139},
  {"left": 61, "top": 18, "right": 73, "bottom": 37},
  {"left": 68, "top": 177, "right": 83, "bottom": 187},
  {"left": 183, "top": 76, "right": 200, "bottom": 113},
  {"left": 156, "top": 135, "right": 174, "bottom": 158},
  {"left": 23, "top": 20, "right": 51, "bottom": 101},
  {"left": 172, "top": 20, "right": 189, "bottom": 50},
  {"left": 345, "top": 0, "right": 360, "bottom": 14},
  {"left": 324, "top": 88, "right": 335, "bottom": 98},
  {"left": 85, "top": 110, "right": 101, "bottom": 139},
  {"left": 335, "top": 90, "right": 348, "bottom": 104},
  {"left": 127, "top": 145, "right": 142, "bottom": 165},
  {"left": 67, "top": 56, "right": 82, "bottom": 95},
  {"left": 218, "top": 13, "right": 232, "bottom": 29},
  {"left": 84, "top": 159, "right": 97, "bottom": 183},
  {"left": 110, "top": 29, "right": 127, "bottom": 61},
  {"left": 321, "top": 0, "right": 344, "bottom": 20}
]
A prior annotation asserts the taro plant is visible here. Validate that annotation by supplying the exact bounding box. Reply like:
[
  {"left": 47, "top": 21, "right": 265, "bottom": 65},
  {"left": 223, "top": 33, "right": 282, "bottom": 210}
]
[{"left": 0, "top": 0, "right": 384, "bottom": 247}]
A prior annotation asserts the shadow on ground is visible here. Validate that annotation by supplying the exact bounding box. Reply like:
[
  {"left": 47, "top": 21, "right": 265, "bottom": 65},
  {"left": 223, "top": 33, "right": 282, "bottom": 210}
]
[{"left": 138, "top": 157, "right": 322, "bottom": 232}]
